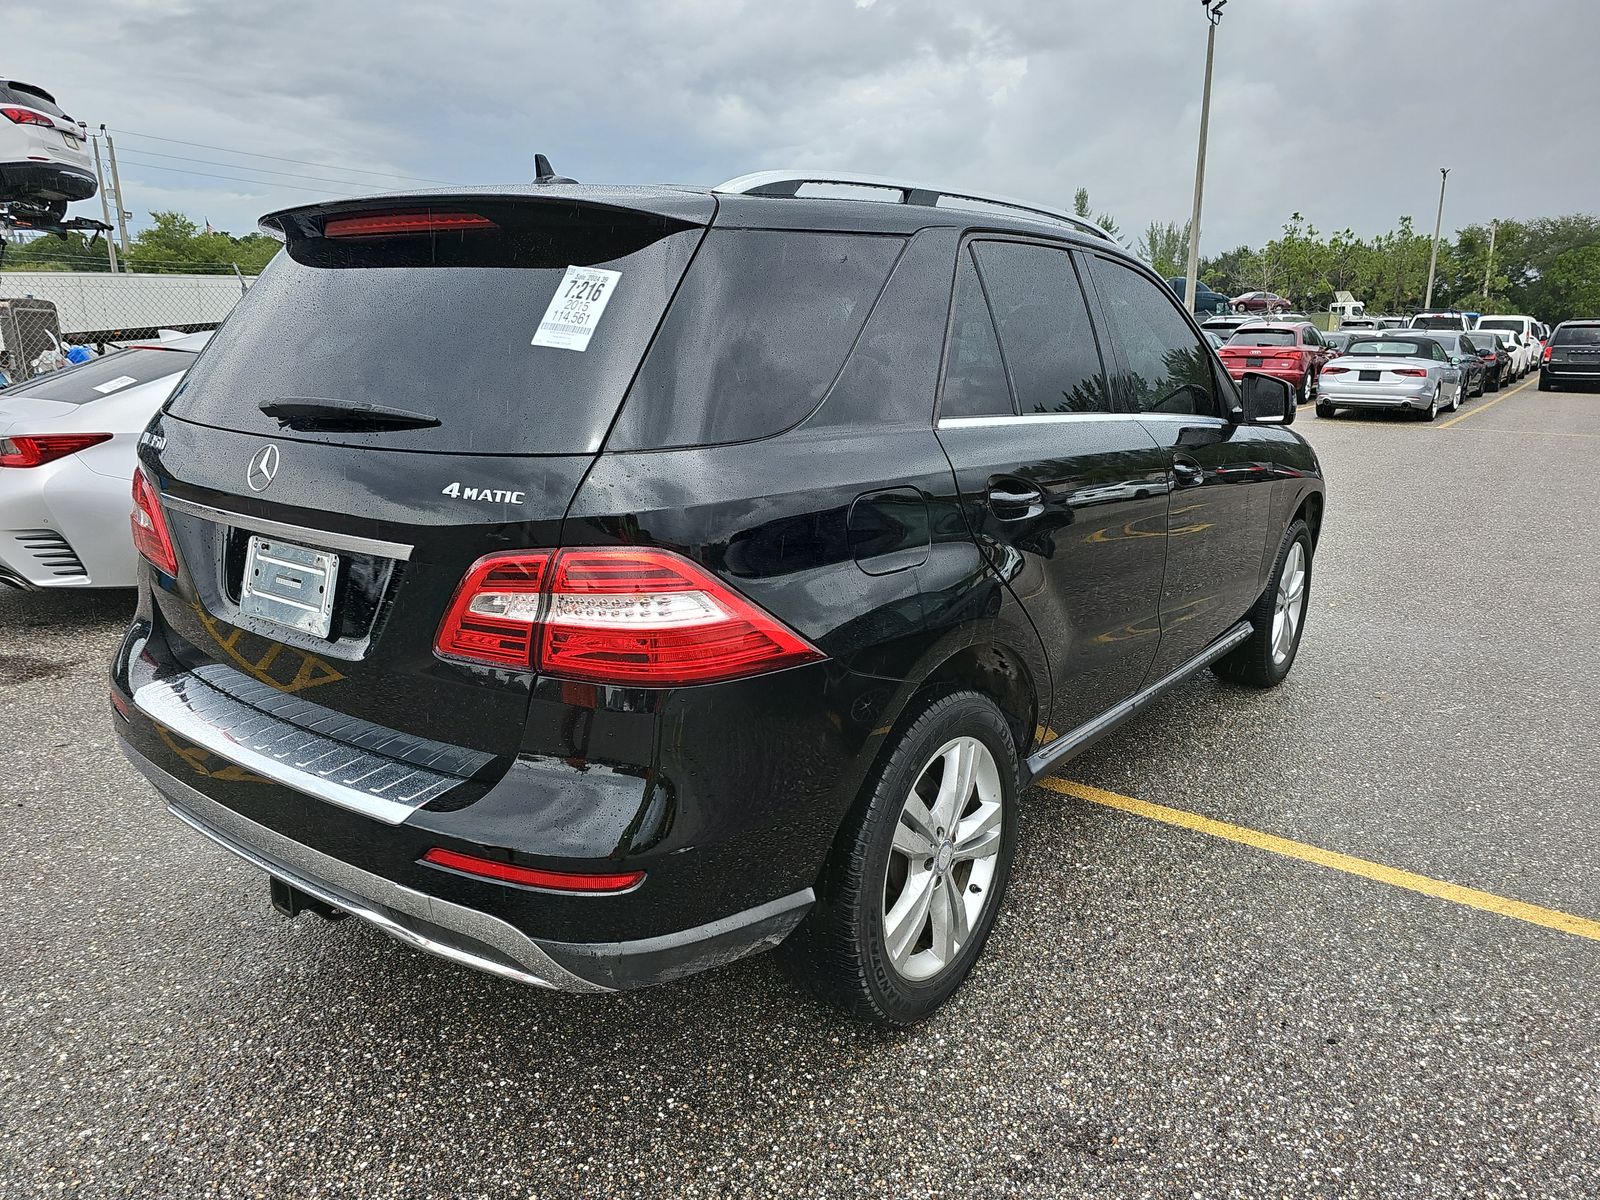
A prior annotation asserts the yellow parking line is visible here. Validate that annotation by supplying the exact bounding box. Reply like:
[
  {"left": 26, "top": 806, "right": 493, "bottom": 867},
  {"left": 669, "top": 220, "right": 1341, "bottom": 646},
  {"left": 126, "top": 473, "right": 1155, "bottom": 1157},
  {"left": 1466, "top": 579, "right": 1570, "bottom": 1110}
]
[
  {"left": 1036, "top": 776, "right": 1600, "bottom": 943},
  {"left": 1437, "top": 372, "right": 1538, "bottom": 429}
]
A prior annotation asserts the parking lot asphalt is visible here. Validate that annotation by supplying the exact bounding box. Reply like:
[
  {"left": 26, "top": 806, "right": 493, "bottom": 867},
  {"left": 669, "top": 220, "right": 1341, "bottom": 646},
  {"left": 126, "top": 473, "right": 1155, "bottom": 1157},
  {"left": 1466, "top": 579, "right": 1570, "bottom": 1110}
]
[{"left": 2, "top": 377, "right": 1597, "bottom": 1199}]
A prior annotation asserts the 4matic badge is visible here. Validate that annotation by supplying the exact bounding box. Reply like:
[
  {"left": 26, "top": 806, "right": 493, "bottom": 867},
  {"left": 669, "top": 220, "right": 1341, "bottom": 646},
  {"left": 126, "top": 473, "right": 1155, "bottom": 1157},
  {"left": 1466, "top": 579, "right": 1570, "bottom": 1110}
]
[{"left": 441, "top": 482, "right": 526, "bottom": 504}]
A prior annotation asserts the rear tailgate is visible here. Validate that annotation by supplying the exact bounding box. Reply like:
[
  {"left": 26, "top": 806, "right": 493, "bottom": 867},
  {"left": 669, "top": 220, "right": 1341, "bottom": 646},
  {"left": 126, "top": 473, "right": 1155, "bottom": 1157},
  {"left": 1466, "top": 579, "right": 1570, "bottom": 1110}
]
[{"left": 138, "top": 190, "right": 711, "bottom": 764}]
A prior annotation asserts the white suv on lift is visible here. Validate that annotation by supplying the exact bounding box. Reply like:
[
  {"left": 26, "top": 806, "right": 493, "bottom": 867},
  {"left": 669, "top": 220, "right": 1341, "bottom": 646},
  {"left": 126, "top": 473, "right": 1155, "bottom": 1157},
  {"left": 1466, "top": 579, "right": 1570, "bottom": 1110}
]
[
  {"left": 1473, "top": 315, "right": 1540, "bottom": 380},
  {"left": 0, "top": 78, "right": 95, "bottom": 220}
]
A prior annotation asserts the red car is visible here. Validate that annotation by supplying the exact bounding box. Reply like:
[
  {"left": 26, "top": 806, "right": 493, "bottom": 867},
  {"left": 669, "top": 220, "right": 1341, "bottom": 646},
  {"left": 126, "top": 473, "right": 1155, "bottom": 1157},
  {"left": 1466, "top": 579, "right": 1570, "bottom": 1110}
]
[
  {"left": 1230, "top": 290, "right": 1290, "bottom": 314},
  {"left": 1217, "top": 322, "right": 1333, "bottom": 405}
]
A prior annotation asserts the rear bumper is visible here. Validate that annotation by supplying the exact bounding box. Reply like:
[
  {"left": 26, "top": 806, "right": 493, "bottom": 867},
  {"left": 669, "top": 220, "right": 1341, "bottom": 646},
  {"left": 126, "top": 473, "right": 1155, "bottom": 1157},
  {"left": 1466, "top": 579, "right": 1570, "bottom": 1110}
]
[
  {"left": 122, "top": 741, "right": 813, "bottom": 991},
  {"left": 0, "top": 159, "right": 97, "bottom": 202},
  {"left": 1225, "top": 365, "right": 1307, "bottom": 388}
]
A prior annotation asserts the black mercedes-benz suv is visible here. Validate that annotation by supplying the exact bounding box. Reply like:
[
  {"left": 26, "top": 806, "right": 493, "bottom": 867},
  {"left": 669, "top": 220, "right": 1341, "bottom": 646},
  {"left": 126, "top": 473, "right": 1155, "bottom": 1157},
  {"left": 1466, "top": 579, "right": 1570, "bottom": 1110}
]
[{"left": 112, "top": 170, "right": 1325, "bottom": 1025}]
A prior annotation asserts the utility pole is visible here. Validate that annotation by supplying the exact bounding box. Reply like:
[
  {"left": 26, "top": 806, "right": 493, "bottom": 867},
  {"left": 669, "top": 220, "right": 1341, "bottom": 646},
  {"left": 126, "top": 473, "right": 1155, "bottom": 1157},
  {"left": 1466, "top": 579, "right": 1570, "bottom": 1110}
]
[
  {"left": 102, "top": 126, "right": 132, "bottom": 258},
  {"left": 1423, "top": 167, "right": 1449, "bottom": 310},
  {"left": 1482, "top": 219, "right": 1497, "bottom": 300},
  {"left": 91, "top": 134, "right": 119, "bottom": 273},
  {"left": 1183, "top": 0, "right": 1226, "bottom": 314}
]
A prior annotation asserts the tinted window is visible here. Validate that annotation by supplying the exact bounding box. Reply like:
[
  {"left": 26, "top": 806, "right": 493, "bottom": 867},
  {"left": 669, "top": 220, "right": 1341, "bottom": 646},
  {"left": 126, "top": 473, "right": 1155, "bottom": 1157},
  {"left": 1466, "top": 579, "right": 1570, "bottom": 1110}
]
[
  {"left": 1554, "top": 325, "right": 1600, "bottom": 346},
  {"left": 2, "top": 347, "right": 194, "bottom": 403},
  {"left": 1477, "top": 319, "right": 1524, "bottom": 334},
  {"left": 1087, "top": 256, "right": 1218, "bottom": 417},
  {"left": 611, "top": 230, "right": 903, "bottom": 449},
  {"left": 169, "top": 202, "right": 702, "bottom": 455},
  {"left": 1347, "top": 340, "right": 1432, "bottom": 358},
  {"left": 939, "top": 250, "right": 1013, "bottom": 418},
  {"left": 0, "top": 82, "right": 67, "bottom": 118},
  {"left": 972, "top": 240, "right": 1109, "bottom": 415},
  {"left": 1411, "top": 315, "right": 1464, "bottom": 330},
  {"left": 1228, "top": 330, "right": 1296, "bottom": 347}
]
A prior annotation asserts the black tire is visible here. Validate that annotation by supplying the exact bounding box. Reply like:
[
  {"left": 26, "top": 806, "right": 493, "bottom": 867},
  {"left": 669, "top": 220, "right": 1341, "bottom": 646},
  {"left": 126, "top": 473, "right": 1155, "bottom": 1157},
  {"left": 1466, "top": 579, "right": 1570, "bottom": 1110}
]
[
  {"left": 1296, "top": 374, "right": 1311, "bottom": 406},
  {"left": 1418, "top": 389, "right": 1439, "bottom": 422},
  {"left": 1538, "top": 371, "right": 1553, "bottom": 392},
  {"left": 1486, "top": 370, "right": 1500, "bottom": 393},
  {"left": 1213, "top": 518, "right": 1312, "bottom": 689},
  {"left": 1315, "top": 400, "right": 1336, "bottom": 419},
  {"left": 778, "top": 691, "right": 1019, "bottom": 1026}
]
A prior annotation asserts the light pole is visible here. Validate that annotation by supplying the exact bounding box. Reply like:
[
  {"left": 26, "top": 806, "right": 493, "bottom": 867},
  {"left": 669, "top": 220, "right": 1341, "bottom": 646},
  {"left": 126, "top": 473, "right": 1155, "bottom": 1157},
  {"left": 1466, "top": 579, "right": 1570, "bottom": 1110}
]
[
  {"left": 1183, "top": 0, "right": 1225, "bottom": 314},
  {"left": 1482, "top": 218, "right": 1497, "bottom": 301},
  {"left": 1423, "top": 166, "right": 1449, "bottom": 310}
]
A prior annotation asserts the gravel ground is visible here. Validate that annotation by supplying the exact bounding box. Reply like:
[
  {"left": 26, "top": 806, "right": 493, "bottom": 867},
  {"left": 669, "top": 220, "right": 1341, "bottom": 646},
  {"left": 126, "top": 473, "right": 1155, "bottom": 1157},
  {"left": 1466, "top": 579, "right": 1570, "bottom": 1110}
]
[{"left": 1, "top": 378, "right": 1597, "bottom": 1198}]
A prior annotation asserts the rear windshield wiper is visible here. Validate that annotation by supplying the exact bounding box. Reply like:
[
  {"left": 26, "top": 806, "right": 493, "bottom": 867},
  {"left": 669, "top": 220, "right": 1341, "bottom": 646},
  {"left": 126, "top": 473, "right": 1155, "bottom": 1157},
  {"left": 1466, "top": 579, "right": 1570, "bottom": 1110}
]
[{"left": 259, "top": 397, "right": 441, "bottom": 431}]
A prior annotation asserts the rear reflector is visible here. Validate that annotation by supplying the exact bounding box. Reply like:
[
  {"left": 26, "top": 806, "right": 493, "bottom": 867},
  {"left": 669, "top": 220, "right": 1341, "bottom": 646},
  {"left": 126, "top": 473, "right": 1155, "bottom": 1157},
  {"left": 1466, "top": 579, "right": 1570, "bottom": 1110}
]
[
  {"left": 0, "top": 433, "right": 111, "bottom": 468},
  {"left": 324, "top": 211, "right": 497, "bottom": 238},
  {"left": 421, "top": 847, "right": 644, "bottom": 893},
  {"left": 130, "top": 468, "right": 179, "bottom": 576},
  {"left": 434, "top": 546, "right": 825, "bottom": 685}
]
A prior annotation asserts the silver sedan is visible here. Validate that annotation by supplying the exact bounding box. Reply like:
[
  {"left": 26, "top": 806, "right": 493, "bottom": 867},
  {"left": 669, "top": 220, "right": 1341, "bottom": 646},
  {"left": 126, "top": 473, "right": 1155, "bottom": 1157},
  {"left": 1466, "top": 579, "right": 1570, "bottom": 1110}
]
[{"left": 1314, "top": 335, "right": 1466, "bottom": 422}]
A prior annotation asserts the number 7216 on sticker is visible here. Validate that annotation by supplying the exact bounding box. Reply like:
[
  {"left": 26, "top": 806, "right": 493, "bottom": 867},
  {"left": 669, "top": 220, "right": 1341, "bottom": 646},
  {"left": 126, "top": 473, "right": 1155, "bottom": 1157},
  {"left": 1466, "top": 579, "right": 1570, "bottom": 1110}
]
[{"left": 531, "top": 266, "right": 622, "bottom": 351}]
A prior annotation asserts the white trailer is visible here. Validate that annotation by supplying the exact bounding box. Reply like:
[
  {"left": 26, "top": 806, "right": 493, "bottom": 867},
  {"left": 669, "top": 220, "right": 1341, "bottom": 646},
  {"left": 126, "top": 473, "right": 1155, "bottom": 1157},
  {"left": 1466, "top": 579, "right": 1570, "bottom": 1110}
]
[{"left": 0, "top": 269, "right": 254, "bottom": 349}]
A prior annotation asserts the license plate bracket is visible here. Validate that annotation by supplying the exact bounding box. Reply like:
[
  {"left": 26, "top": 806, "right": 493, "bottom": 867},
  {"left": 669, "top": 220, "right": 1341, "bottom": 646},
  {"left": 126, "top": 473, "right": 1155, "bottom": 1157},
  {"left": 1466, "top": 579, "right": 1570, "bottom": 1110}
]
[
  {"left": 240, "top": 535, "right": 339, "bottom": 638},
  {"left": 1359, "top": 369, "right": 1380, "bottom": 382},
  {"left": 1246, "top": 356, "right": 1263, "bottom": 367}
]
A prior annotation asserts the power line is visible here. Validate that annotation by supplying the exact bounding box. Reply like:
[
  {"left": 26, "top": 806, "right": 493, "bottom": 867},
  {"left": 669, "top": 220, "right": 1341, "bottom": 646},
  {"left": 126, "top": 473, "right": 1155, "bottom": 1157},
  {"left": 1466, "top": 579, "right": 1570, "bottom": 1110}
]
[
  {"left": 115, "top": 155, "right": 367, "bottom": 198},
  {"left": 111, "top": 128, "right": 452, "bottom": 185},
  {"left": 115, "top": 146, "right": 413, "bottom": 191}
]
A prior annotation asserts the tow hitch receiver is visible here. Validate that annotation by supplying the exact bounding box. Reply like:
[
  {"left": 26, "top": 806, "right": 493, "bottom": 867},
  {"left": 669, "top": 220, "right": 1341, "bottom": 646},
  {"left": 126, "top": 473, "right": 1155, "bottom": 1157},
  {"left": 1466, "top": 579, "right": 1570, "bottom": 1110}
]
[{"left": 269, "top": 877, "right": 347, "bottom": 922}]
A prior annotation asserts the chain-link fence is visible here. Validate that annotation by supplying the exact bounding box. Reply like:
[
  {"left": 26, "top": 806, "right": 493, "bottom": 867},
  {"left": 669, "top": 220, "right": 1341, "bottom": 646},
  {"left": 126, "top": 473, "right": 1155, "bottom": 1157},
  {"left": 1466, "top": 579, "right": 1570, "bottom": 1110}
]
[{"left": 0, "top": 239, "right": 253, "bottom": 384}]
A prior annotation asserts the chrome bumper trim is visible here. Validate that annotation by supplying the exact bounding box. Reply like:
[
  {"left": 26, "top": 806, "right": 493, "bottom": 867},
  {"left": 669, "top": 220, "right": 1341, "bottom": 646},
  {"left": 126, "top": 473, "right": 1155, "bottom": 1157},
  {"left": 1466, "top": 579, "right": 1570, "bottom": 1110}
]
[
  {"left": 121, "top": 743, "right": 609, "bottom": 993},
  {"left": 161, "top": 494, "right": 414, "bottom": 561},
  {"left": 129, "top": 658, "right": 489, "bottom": 826}
]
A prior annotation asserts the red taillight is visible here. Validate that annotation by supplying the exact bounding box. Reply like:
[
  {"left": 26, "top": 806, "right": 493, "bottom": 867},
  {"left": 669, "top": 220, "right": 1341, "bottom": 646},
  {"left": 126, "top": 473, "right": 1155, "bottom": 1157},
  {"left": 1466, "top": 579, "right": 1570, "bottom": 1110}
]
[
  {"left": 130, "top": 469, "right": 179, "bottom": 576},
  {"left": 0, "top": 433, "right": 110, "bottom": 468},
  {"left": 434, "top": 551, "right": 552, "bottom": 670},
  {"left": 1, "top": 107, "right": 53, "bottom": 127},
  {"left": 421, "top": 847, "right": 644, "bottom": 893},
  {"left": 1542, "top": 344, "right": 1553, "bottom": 363},
  {"left": 324, "top": 211, "right": 497, "bottom": 238},
  {"left": 1321, "top": 366, "right": 1348, "bottom": 375},
  {"left": 434, "top": 546, "right": 826, "bottom": 685},
  {"left": 1394, "top": 368, "right": 1428, "bottom": 377}
]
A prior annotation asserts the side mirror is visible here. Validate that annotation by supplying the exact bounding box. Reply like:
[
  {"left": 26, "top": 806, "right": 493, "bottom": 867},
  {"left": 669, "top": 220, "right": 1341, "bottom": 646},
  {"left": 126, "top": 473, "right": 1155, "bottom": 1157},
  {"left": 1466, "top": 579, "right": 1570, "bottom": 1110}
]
[{"left": 1239, "top": 372, "right": 1294, "bottom": 425}]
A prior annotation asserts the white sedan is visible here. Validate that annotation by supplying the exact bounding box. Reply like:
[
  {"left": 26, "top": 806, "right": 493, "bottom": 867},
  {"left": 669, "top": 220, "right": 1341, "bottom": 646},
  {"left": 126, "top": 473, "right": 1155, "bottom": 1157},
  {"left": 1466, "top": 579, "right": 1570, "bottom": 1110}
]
[{"left": 0, "top": 332, "right": 209, "bottom": 589}]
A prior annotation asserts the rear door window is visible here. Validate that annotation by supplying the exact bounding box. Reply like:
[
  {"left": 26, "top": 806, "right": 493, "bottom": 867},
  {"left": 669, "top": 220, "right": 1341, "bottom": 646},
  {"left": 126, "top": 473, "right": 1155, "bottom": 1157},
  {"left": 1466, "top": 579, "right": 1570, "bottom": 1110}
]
[
  {"left": 1086, "top": 255, "right": 1220, "bottom": 418},
  {"left": 166, "top": 201, "right": 704, "bottom": 455},
  {"left": 1554, "top": 325, "right": 1600, "bottom": 346},
  {"left": 938, "top": 248, "right": 1014, "bottom": 419},
  {"left": 2, "top": 348, "right": 194, "bottom": 403},
  {"left": 971, "top": 240, "right": 1111, "bottom": 415},
  {"left": 609, "top": 230, "right": 903, "bottom": 449}
]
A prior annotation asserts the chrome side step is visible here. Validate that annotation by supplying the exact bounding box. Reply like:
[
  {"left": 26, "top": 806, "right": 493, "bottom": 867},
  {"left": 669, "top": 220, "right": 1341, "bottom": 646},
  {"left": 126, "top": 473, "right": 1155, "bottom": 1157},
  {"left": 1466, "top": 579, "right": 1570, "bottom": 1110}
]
[{"left": 1024, "top": 621, "right": 1254, "bottom": 783}]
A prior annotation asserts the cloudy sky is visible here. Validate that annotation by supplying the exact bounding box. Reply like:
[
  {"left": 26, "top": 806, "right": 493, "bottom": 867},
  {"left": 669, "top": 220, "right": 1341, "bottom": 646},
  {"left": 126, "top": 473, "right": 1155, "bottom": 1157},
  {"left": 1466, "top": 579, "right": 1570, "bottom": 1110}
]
[{"left": 12, "top": 0, "right": 1598, "bottom": 252}]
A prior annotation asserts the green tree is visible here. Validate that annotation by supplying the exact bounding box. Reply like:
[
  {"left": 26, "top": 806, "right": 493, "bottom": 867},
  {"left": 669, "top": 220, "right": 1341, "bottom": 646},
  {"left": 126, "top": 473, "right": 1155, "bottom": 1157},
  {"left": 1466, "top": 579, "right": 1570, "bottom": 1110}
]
[
  {"left": 126, "top": 211, "right": 279, "bottom": 275},
  {"left": 1137, "top": 220, "right": 1192, "bottom": 279},
  {"left": 1531, "top": 244, "right": 1600, "bottom": 324},
  {"left": 1072, "top": 187, "right": 1122, "bottom": 244}
]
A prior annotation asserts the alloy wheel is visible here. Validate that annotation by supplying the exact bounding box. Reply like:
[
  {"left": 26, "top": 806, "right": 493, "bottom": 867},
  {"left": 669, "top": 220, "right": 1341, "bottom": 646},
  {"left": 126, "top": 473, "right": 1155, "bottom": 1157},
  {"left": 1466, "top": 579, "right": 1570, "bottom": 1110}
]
[
  {"left": 1271, "top": 541, "right": 1307, "bottom": 666},
  {"left": 881, "top": 736, "right": 1003, "bottom": 983}
]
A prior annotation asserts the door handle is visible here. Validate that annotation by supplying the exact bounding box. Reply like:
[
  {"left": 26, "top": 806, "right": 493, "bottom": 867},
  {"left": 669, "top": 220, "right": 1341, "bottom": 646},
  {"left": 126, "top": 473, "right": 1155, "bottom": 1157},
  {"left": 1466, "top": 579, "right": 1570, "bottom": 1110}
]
[
  {"left": 987, "top": 477, "right": 1044, "bottom": 521},
  {"left": 1172, "top": 455, "right": 1205, "bottom": 488}
]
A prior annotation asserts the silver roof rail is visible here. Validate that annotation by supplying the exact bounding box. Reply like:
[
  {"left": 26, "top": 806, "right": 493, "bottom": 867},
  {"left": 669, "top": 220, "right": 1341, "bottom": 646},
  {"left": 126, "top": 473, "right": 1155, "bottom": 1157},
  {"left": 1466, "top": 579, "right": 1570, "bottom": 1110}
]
[{"left": 714, "top": 170, "right": 1113, "bottom": 242}]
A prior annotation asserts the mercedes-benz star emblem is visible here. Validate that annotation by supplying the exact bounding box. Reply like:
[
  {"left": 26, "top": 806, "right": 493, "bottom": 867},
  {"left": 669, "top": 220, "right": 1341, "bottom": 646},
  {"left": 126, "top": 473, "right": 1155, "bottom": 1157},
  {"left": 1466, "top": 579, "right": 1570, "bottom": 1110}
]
[{"left": 247, "top": 444, "right": 280, "bottom": 492}]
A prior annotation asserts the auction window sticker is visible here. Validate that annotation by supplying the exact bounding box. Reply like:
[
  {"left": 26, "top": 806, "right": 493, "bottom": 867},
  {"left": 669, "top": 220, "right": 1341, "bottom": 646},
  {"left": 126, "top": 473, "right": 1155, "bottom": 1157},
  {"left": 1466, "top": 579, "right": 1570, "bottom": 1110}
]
[{"left": 532, "top": 267, "right": 622, "bottom": 351}]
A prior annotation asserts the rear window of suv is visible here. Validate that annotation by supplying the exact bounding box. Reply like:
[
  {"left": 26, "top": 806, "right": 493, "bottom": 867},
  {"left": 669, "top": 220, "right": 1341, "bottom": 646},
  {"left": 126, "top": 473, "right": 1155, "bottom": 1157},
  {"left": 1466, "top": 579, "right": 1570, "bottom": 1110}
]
[
  {"left": 0, "top": 82, "right": 67, "bottom": 118},
  {"left": 166, "top": 201, "right": 704, "bottom": 455},
  {"left": 1553, "top": 325, "right": 1600, "bottom": 345},
  {"left": 1227, "top": 330, "right": 1297, "bottom": 347}
]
